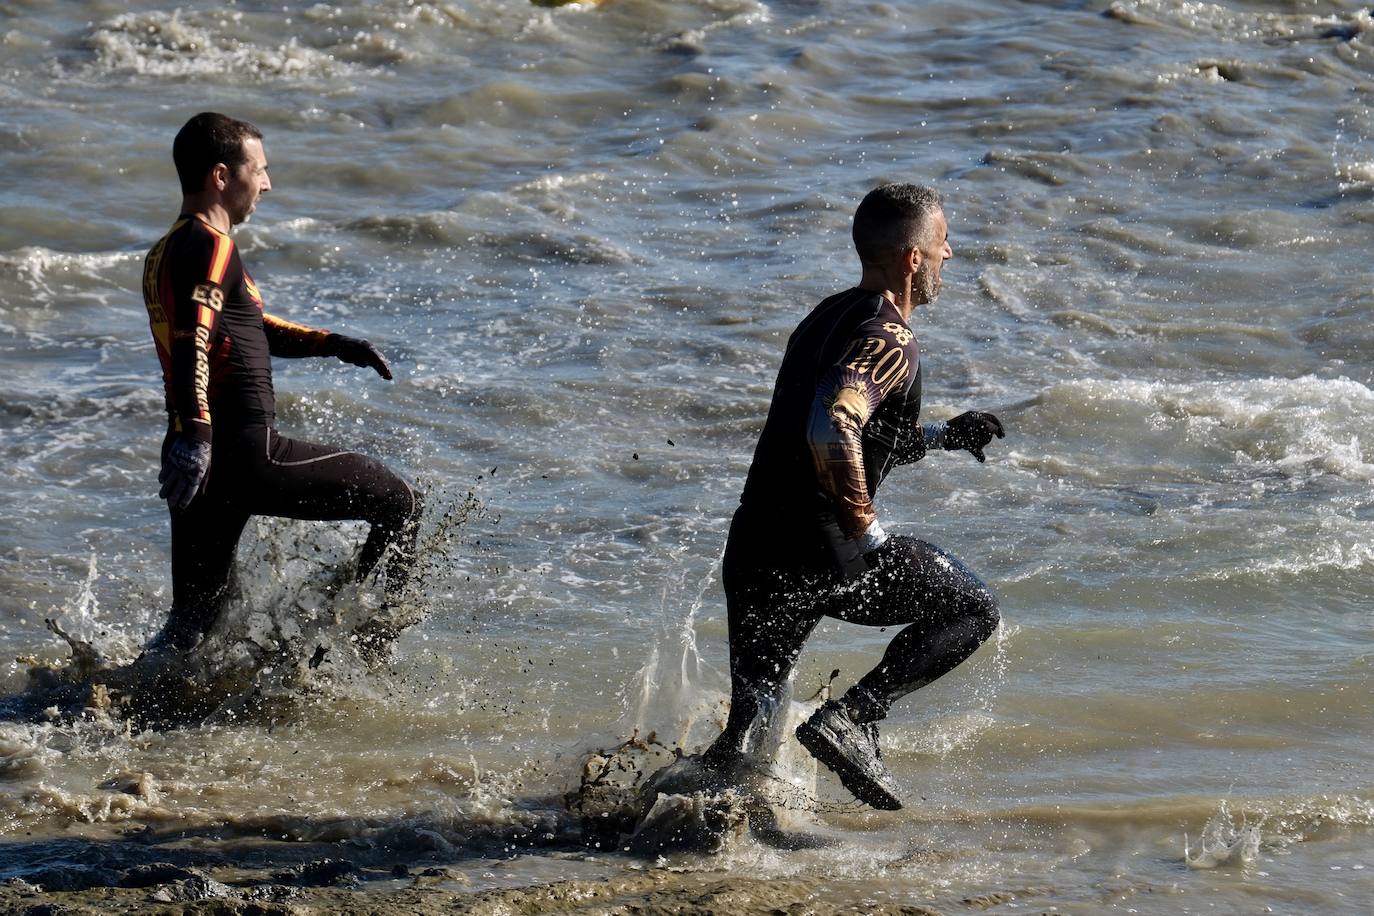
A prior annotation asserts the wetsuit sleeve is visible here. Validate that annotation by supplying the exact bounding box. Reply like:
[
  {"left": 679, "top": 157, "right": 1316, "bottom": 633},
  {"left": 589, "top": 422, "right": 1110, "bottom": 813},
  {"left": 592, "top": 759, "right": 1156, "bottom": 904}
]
[
  {"left": 263, "top": 313, "right": 334, "bottom": 358},
  {"left": 166, "top": 232, "right": 236, "bottom": 443},
  {"left": 891, "top": 420, "right": 942, "bottom": 466},
  {"left": 807, "top": 319, "right": 916, "bottom": 538}
]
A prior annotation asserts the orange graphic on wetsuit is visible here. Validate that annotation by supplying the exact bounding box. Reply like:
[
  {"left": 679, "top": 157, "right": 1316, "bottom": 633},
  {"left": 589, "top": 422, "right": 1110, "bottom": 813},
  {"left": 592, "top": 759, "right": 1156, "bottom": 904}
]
[{"left": 206, "top": 231, "right": 233, "bottom": 285}]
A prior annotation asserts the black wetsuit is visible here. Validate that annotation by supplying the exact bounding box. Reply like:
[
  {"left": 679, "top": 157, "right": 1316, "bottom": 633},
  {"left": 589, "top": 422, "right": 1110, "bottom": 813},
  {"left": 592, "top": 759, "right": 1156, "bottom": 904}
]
[
  {"left": 142, "top": 215, "right": 421, "bottom": 646},
  {"left": 710, "top": 288, "right": 999, "bottom": 757}
]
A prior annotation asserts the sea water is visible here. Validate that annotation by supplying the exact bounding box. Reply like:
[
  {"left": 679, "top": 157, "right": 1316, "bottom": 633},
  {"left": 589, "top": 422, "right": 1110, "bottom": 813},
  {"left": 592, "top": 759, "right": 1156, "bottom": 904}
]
[{"left": 1, "top": 0, "right": 1372, "bottom": 912}]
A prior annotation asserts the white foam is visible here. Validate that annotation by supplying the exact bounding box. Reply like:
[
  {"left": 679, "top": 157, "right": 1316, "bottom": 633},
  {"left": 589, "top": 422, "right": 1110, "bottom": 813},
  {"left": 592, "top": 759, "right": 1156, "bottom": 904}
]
[
  {"left": 1336, "top": 160, "right": 1374, "bottom": 191},
  {"left": 0, "top": 247, "right": 141, "bottom": 305},
  {"left": 514, "top": 172, "right": 610, "bottom": 193},
  {"left": 1040, "top": 375, "right": 1374, "bottom": 481},
  {"left": 24, "top": 778, "right": 164, "bottom": 825},
  {"left": 1208, "top": 517, "right": 1374, "bottom": 581},
  {"left": 1108, "top": 0, "right": 1370, "bottom": 42},
  {"left": 84, "top": 10, "right": 348, "bottom": 80},
  {"left": 650, "top": 0, "right": 772, "bottom": 53}
]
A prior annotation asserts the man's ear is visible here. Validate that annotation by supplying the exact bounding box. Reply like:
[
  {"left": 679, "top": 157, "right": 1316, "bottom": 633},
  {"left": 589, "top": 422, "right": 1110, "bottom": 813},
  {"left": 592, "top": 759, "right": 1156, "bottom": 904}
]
[
  {"left": 208, "top": 162, "right": 230, "bottom": 192},
  {"left": 905, "top": 245, "right": 923, "bottom": 274}
]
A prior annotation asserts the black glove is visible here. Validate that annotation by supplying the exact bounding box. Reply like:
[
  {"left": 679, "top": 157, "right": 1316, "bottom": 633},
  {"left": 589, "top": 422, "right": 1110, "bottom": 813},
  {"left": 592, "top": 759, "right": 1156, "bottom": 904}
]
[
  {"left": 159, "top": 436, "right": 211, "bottom": 509},
  {"left": 944, "top": 411, "right": 1005, "bottom": 463},
  {"left": 328, "top": 334, "right": 392, "bottom": 380}
]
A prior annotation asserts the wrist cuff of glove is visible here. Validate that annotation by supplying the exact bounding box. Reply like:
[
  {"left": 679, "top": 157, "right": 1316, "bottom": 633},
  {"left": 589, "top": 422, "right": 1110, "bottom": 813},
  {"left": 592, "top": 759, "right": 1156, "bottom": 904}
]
[
  {"left": 858, "top": 519, "right": 888, "bottom": 553},
  {"left": 180, "top": 421, "right": 213, "bottom": 445},
  {"left": 923, "top": 421, "right": 948, "bottom": 449}
]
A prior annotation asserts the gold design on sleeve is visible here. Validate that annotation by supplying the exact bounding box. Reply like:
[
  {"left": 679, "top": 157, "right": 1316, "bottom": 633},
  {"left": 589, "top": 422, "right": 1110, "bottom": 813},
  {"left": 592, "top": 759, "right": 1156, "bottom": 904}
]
[
  {"left": 831, "top": 384, "right": 872, "bottom": 427},
  {"left": 882, "top": 322, "right": 913, "bottom": 346},
  {"left": 842, "top": 337, "right": 886, "bottom": 374},
  {"left": 870, "top": 347, "right": 909, "bottom": 395}
]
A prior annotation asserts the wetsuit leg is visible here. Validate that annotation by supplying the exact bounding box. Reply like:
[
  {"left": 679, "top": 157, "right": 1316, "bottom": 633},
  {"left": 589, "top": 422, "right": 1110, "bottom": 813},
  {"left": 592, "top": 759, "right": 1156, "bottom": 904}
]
[
  {"left": 154, "top": 427, "right": 250, "bottom": 650},
  {"left": 706, "top": 569, "right": 822, "bottom": 763},
  {"left": 164, "top": 496, "right": 250, "bottom": 649},
  {"left": 703, "top": 517, "right": 832, "bottom": 765},
  {"left": 156, "top": 427, "right": 422, "bottom": 653},
  {"left": 821, "top": 536, "right": 999, "bottom": 723},
  {"left": 706, "top": 524, "right": 997, "bottom": 762},
  {"left": 233, "top": 427, "right": 423, "bottom": 594}
]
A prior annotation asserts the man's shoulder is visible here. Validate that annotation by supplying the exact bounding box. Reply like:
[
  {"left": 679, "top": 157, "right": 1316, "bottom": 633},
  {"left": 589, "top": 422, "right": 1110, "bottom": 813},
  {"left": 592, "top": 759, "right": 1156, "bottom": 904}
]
[
  {"left": 812, "top": 286, "right": 885, "bottom": 315},
  {"left": 861, "top": 305, "right": 917, "bottom": 348},
  {"left": 833, "top": 294, "right": 916, "bottom": 349},
  {"left": 152, "top": 218, "right": 241, "bottom": 282},
  {"left": 793, "top": 287, "right": 882, "bottom": 339},
  {"left": 156, "top": 217, "right": 237, "bottom": 255}
]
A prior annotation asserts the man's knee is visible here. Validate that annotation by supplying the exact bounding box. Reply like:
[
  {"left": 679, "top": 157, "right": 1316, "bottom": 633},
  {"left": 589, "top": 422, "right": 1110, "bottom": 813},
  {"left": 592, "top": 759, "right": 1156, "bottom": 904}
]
[
  {"left": 400, "top": 482, "right": 423, "bottom": 528},
  {"left": 372, "top": 476, "right": 422, "bottom": 532},
  {"left": 964, "top": 584, "right": 1000, "bottom": 643}
]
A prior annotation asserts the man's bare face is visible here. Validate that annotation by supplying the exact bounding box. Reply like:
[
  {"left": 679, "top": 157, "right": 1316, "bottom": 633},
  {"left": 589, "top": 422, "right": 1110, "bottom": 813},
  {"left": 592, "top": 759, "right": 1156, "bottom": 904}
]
[
  {"left": 913, "top": 209, "right": 952, "bottom": 305},
  {"left": 226, "top": 137, "right": 271, "bottom": 226}
]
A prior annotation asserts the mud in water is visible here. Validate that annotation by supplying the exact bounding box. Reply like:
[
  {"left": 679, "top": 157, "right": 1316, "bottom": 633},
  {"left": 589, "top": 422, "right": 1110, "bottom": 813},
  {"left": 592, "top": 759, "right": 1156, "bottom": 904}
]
[{"left": 566, "top": 673, "right": 852, "bottom": 857}]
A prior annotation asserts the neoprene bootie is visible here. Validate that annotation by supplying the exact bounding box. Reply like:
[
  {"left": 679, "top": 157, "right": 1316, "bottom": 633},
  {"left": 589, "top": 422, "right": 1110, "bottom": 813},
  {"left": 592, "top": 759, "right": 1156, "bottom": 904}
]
[{"left": 795, "top": 699, "right": 903, "bottom": 810}]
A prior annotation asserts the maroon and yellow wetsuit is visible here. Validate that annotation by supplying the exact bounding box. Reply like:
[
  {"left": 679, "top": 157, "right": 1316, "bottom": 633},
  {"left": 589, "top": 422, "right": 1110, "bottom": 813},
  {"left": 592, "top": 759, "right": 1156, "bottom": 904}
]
[
  {"left": 142, "top": 215, "right": 421, "bottom": 649},
  {"left": 143, "top": 214, "right": 335, "bottom": 439}
]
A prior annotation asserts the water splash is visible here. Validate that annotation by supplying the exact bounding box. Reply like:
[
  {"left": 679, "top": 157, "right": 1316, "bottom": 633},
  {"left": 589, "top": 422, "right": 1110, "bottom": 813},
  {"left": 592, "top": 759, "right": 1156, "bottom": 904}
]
[
  {"left": 973, "top": 617, "right": 1017, "bottom": 715},
  {"left": 566, "top": 739, "right": 830, "bottom": 855},
  {"left": 624, "top": 537, "right": 727, "bottom": 755},
  {"left": 1185, "top": 800, "right": 1262, "bottom": 869},
  {"left": 1, "top": 488, "right": 484, "bottom": 729},
  {"left": 566, "top": 682, "right": 842, "bottom": 855}
]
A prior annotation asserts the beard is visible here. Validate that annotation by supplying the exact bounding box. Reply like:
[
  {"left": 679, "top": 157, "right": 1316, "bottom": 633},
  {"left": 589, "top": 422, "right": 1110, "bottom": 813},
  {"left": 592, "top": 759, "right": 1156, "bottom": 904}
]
[
  {"left": 914, "top": 258, "right": 941, "bottom": 303},
  {"left": 229, "top": 199, "right": 257, "bottom": 227}
]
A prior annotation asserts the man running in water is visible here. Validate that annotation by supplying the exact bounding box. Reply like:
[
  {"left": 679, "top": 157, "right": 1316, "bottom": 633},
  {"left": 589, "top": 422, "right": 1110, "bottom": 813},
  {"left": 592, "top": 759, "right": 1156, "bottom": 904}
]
[
  {"left": 702, "top": 183, "right": 1003, "bottom": 810},
  {"left": 141, "top": 112, "right": 422, "bottom": 656}
]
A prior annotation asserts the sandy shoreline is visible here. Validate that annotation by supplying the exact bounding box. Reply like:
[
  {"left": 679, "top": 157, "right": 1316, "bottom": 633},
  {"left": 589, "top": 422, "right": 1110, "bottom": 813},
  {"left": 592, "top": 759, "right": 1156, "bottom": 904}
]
[{"left": 0, "top": 860, "right": 969, "bottom": 915}]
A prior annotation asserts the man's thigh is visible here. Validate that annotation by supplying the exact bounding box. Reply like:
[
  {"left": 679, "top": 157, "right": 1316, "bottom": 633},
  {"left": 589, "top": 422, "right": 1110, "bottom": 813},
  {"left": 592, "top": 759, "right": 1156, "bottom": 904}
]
[
  {"left": 238, "top": 429, "right": 406, "bottom": 523},
  {"left": 824, "top": 536, "right": 992, "bottom": 629}
]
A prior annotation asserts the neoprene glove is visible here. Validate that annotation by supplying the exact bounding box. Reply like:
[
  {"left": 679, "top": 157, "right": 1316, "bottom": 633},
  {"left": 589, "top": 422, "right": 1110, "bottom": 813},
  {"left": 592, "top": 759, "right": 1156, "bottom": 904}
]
[
  {"left": 328, "top": 334, "right": 392, "bottom": 380},
  {"left": 944, "top": 411, "right": 1006, "bottom": 463},
  {"left": 159, "top": 436, "right": 211, "bottom": 510}
]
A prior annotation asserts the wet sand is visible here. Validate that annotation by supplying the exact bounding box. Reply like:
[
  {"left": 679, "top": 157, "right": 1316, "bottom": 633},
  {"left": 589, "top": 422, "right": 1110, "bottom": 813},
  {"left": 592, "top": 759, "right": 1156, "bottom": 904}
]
[{"left": 0, "top": 859, "right": 991, "bottom": 915}]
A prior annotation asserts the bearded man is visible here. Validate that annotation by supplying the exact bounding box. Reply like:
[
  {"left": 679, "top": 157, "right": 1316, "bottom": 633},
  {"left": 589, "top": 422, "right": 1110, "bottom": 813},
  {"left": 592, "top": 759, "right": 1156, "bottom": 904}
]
[
  {"left": 141, "top": 112, "right": 422, "bottom": 658},
  {"left": 702, "top": 183, "right": 1004, "bottom": 810}
]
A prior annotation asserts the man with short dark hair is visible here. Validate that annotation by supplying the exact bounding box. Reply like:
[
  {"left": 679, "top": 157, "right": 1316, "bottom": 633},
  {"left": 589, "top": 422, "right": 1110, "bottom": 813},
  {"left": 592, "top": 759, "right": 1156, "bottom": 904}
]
[
  {"left": 141, "top": 112, "right": 423, "bottom": 658},
  {"left": 702, "top": 183, "right": 1004, "bottom": 810}
]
